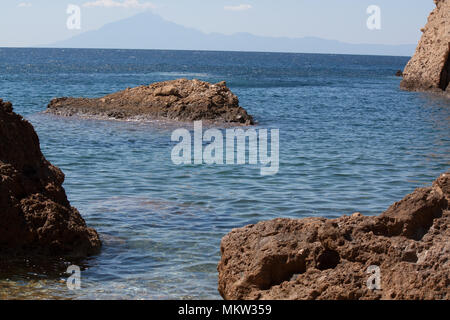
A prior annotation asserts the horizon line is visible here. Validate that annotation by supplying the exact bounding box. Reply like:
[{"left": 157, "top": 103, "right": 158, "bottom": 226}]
[{"left": 0, "top": 46, "right": 413, "bottom": 58}]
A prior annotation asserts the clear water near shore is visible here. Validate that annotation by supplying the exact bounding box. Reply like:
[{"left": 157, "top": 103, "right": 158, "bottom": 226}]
[{"left": 0, "top": 48, "right": 449, "bottom": 299}]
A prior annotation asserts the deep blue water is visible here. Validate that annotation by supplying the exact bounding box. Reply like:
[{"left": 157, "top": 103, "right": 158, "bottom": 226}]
[{"left": 0, "top": 48, "right": 449, "bottom": 299}]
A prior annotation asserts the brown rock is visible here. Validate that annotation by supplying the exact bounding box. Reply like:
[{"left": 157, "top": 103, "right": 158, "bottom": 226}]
[
  {"left": 218, "top": 172, "right": 450, "bottom": 300},
  {"left": 0, "top": 99, "right": 101, "bottom": 257},
  {"left": 400, "top": 0, "right": 450, "bottom": 93},
  {"left": 46, "top": 79, "right": 254, "bottom": 125}
]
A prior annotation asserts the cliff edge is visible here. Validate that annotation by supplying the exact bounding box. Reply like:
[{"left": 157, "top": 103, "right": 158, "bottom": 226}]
[{"left": 401, "top": 0, "right": 450, "bottom": 93}]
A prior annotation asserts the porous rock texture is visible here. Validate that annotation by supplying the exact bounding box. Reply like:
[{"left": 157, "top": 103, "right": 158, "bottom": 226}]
[
  {"left": 47, "top": 79, "right": 254, "bottom": 125},
  {"left": 0, "top": 99, "right": 101, "bottom": 257},
  {"left": 401, "top": 0, "right": 450, "bottom": 93},
  {"left": 218, "top": 172, "right": 450, "bottom": 300}
]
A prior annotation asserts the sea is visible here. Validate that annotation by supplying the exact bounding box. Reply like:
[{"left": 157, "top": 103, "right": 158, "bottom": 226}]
[{"left": 0, "top": 48, "right": 448, "bottom": 299}]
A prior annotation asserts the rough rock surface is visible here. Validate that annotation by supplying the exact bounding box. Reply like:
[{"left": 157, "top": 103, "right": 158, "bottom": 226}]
[
  {"left": 0, "top": 99, "right": 101, "bottom": 257},
  {"left": 400, "top": 0, "right": 450, "bottom": 93},
  {"left": 46, "top": 79, "right": 254, "bottom": 125},
  {"left": 218, "top": 172, "right": 450, "bottom": 300}
]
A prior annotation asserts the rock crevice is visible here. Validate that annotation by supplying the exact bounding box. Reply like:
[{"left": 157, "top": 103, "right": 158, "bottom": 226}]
[{"left": 439, "top": 46, "right": 450, "bottom": 90}]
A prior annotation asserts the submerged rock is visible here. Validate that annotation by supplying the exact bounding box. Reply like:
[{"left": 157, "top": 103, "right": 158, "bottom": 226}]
[
  {"left": 218, "top": 172, "right": 450, "bottom": 300},
  {"left": 400, "top": 0, "right": 450, "bottom": 93},
  {"left": 0, "top": 99, "right": 101, "bottom": 257},
  {"left": 46, "top": 79, "right": 255, "bottom": 125}
]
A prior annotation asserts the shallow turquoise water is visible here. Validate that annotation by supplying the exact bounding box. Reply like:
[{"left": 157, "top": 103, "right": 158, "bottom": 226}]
[{"left": 0, "top": 48, "right": 449, "bottom": 299}]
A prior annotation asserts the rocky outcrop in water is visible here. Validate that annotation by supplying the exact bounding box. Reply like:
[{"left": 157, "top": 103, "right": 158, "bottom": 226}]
[
  {"left": 0, "top": 99, "right": 101, "bottom": 257},
  {"left": 218, "top": 172, "right": 450, "bottom": 300},
  {"left": 400, "top": 0, "right": 450, "bottom": 93},
  {"left": 47, "top": 79, "right": 254, "bottom": 125}
]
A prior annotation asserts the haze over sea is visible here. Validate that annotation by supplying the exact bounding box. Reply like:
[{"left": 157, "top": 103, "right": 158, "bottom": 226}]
[{"left": 0, "top": 48, "right": 448, "bottom": 299}]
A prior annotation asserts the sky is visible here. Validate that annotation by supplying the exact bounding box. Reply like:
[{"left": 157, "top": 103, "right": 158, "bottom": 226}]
[{"left": 0, "top": 0, "right": 435, "bottom": 47}]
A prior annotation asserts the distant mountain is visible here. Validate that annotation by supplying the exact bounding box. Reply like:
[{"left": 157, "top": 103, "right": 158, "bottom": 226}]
[{"left": 48, "top": 12, "right": 415, "bottom": 56}]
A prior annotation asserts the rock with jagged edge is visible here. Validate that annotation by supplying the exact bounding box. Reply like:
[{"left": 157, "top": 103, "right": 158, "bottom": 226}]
[
  {"left": 47, "top": 79, "right": 254, "bottom": 125},
  {"left": 400, "top": 0, "right": 450, "bottom": 94},
  {"left": 218, "top": 172, "right": 449, "bottom": 300},
  {"left": 0, "top": 99, "right": 101, "bottom": 257}
]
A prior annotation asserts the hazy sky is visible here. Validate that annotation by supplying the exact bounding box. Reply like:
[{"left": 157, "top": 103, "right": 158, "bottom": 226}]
[{"left": 0, "top": 0, "right": 435, "bottom": 47}]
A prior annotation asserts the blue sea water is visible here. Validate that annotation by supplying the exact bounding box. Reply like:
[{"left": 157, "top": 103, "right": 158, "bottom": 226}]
[{"left": 0, "top": 48, "right": 449, "bottom": 299}]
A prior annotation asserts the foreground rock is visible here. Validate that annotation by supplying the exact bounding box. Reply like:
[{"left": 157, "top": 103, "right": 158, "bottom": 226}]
[
  {"left": 218, "top": 172, "right": 449, "bottom": 300},
  {"left": 47, "top": 79, "right": 254, "bottom": 125},
  {"left": 400, "top": 0, "right": 450, "bottom": 93},
  {"left": 0, "top": 99, "right": 101, "bottom": 257}
]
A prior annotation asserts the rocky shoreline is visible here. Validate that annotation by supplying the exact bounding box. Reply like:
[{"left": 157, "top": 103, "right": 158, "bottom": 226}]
[
  {"left": 218, "top": 172, "right": 449, "bottom": 300},
  {"left": 0, "top": 100, "right": 101, "bottom": 258},
  {"left": 400, "top": 0, "right": 450, "bottom": 95},
  {"left": 1, "top": 2, "right": 448, "bottom": 300},
  {"left": 46, "top": 79, "right": 255, "bottom": 125}
]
